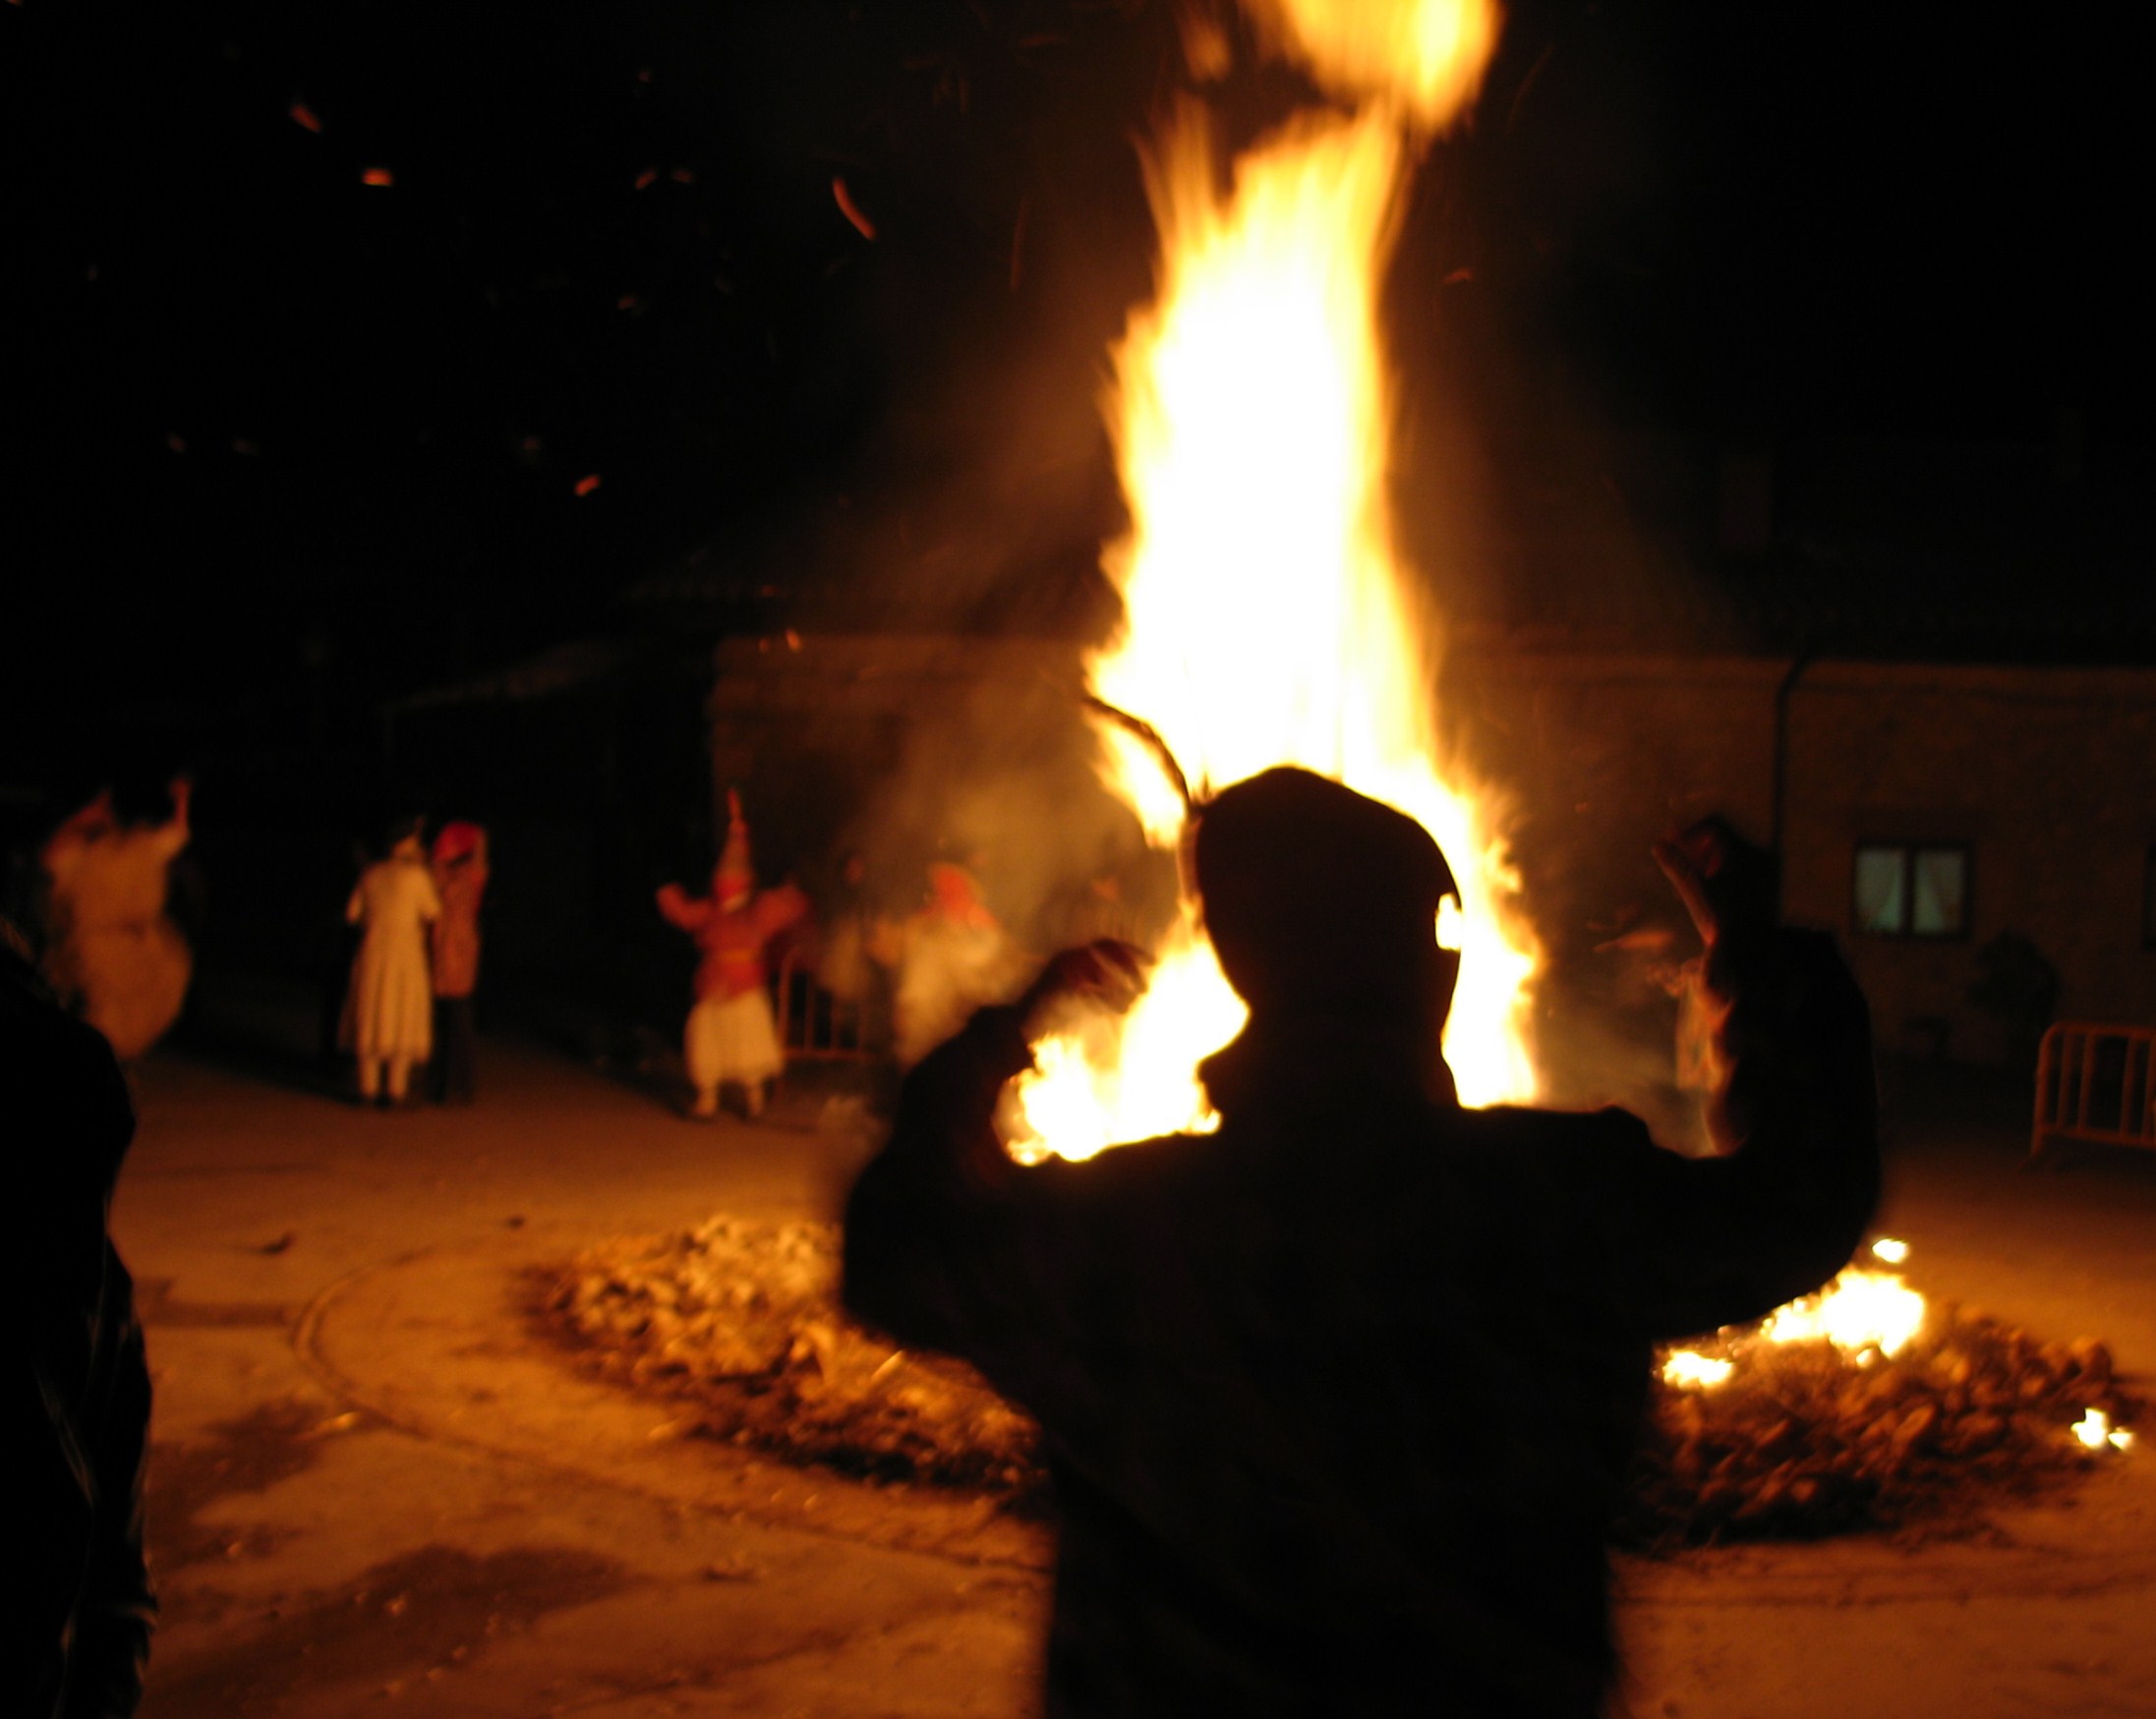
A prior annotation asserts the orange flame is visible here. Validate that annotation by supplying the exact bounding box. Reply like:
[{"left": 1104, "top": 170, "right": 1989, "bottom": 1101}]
[
  {"left": 1242, "top": 0, "right": 1500, "bottom": 134},
  {"left": 1661, "top": 1239, "right": 1932, "bottom": 1393},
  {"left": 1008, "top": 1, "right": 1533, "bottom": 1161}
]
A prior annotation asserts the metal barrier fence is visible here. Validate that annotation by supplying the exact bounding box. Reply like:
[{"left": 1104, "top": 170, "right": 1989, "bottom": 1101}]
[
  {"left": 772, "top": 951, "right": 876, "bottom": 1062},
  {"left": 2031, "top": 1021, "right": 2156, "bottom": 1161}
]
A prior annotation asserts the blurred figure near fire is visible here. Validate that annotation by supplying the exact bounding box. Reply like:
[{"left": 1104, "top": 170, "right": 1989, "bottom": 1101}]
[
  {"left": 812, "top": 850, "right": 875, "bottom": 1003},
  {"left": 7, "top": 934, "right": 156, "bottom": 1717},
  {"left": 429, "top": 822, "right": 489, "bottom": 1105},
  {"left": 812, "top": 848, "right": 895, "bottom": 1054},
  {"left": 37, "top": 777, "right": 195, "bottom": 1062},
  {"left": 845, "top": 769, "right": 1878, "bottom": 1718},
  {"left": 656, "top": 791, "right": 807, "bottom": 1119},
  {"left": 1045, "top": 854, "right": 1179, "bottom": 956},
  {"left": 1052, "top": 872, "right": 1140, "bottom": 950},
  {"left": 340, "top": 823, "right": 440, "bottom": 1106},
  {"left": 890, "top": 857, "right": 1021, "bottom": 1067}
]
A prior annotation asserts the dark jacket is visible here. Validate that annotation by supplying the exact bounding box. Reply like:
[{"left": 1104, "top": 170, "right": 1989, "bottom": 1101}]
[
  {"left": 844, "top": 924, "right": 1876, "bottom": 1717},
  {"left": 6, "top": 945, "right": 156, "bottom": 1718}
]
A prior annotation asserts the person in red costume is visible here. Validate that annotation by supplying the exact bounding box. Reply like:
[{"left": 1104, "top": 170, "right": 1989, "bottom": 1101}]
[
  {"left": 428, "top": 822, "right": 490, "bottom": 1105},
  {"left": 656, "top": 791, "right": 807, "bottom": 1119}
]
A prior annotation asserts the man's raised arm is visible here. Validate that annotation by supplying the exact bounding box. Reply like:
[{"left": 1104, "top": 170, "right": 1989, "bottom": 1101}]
[
  {"left": 1625, "top": 821, "right": 1881, "bottom": 1339},
  {"left": 843, "top": 942, "right": 1146, "bottom": 1356}
]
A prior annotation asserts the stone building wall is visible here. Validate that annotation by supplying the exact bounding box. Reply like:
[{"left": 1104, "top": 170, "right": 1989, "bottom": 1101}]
[
  {"left": 709, "top": 634, "right": 2156, "bottom": 1070},
  {"left": 1453, "top": 651, "right": 2156, "bottom": 1070},
  {"left": 1779, "top": 662, "right": 2156, "bottom": 1063}
]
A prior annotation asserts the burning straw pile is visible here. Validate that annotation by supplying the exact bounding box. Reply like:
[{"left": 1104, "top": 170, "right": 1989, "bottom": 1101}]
[
  {"left": 537, "top": 1222, "right": 2138, "bottom": 1546},
  {"left": 538, "top": 1217, "right": 1036, "bottom": 1491},
  {"left": 1626, "top": 1260, "right": 2136, "bottom": 1545}
]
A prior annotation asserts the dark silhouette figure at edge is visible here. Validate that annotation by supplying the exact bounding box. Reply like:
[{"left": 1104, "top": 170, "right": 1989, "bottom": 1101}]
[
  {"left": 5, "top": 936, "right": 156, "bottom": 1716},
  {"left": 845, "top": 767, "right": 1878, "bottom": 1717}
]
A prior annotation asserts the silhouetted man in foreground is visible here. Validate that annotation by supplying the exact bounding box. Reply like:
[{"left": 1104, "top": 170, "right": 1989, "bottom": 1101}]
[
  {"left": 6, "top": 933, "right": 156, "bottom": 1716},
  {"left": 845, "top": 768, "right": 1877, "bottom": 1716}
]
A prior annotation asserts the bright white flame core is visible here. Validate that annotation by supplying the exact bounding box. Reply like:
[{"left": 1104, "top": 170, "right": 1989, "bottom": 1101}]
[
  {"left": 2073, "top": 1408, "right": 2134, "bottom": 1453},
  {"left": 1006, "top": 907, "right": 1244, "bottom": 1165},
  {"left": 1870, "top": 1236, "right": 1910, "bottom": 1265},
  {"left": 1090, "top": 107, "right": 1538, "bottom": 1098},
  {"left": 1761, "top": 1269, "right": 1927, "bottom": 1359}
]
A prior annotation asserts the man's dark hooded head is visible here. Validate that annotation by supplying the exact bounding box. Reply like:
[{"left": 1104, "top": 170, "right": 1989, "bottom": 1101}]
[{"left": 1194, "top": 768, "right": 1458, "bottom": 1029}]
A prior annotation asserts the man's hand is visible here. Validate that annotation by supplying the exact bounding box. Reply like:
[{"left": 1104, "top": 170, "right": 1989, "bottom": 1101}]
[
  {"left": 1646, "top": 823, "right": 1879, "bottom": 1303},
  {"left": 1652, "top": 817, "right": 1777, "bottom": 953},
  {"left": 1018, "top": 940, "right": 1149, "bottom": 1038}
]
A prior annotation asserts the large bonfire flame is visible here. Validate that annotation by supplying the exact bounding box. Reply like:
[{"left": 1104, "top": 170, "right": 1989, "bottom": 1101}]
[
  {"left": 993, "top": 0, "right": 1912, "bottom": 1418},
  {"left": 1010, "top": 0, "right": 1527, "bottom": 1162}
]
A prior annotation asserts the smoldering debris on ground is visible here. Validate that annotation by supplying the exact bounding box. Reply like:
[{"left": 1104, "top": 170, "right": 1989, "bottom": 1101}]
[{"left": 535, "top": 1215, "right": 2141, "bottom": 1546}]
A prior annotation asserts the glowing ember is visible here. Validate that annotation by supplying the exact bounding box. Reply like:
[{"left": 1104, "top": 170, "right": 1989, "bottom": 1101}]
[
  {"left": 1009, "top": 0, "right": 1536, "bottom": 1159},
  {"left": 2072, "top": 1408, "right": 2134, "bottom": 1454},
  {"left": 1655, "top": 1239, "right": 2140, "bottom": 1480},
  {"left": 1661, "top": 1351, "right": 1735, "bottom": 1390},
  {"left": 555, "top": 1227, "right": 2141, "bottom": 1539}
]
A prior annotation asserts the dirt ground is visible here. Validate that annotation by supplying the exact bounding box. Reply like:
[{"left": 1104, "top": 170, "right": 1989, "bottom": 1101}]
[{"left": 115, "top": 990, "right": 2156, "bottom": 1718}]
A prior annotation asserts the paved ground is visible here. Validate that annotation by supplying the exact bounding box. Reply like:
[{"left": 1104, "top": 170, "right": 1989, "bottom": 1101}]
[{"left": 115, "top": 995, "right": 2156, "bottom": 1718}]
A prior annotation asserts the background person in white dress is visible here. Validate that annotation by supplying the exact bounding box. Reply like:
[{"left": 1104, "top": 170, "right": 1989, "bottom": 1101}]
[{"left": 341, "top": 825, "right": 441, "bottom": 1105}]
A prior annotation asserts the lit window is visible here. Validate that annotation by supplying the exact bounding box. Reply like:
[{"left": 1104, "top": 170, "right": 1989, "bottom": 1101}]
[
  {"left": 1909, "top": 848, "right": 1968, "bottom": 936},
  {"left": 1853, "top": 843, "right": 1970, "bottom": 940},
  {"left": 1853, "top": 848, "right": 1905, "bottom": 935}
]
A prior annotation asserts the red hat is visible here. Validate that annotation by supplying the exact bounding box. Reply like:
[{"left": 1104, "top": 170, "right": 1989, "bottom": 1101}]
[
  {"left": 926, "top": 861, "right": 994, "bottom": 929},
  {"left": 716, "top": 791, "right": 754, "bottom": 908},
  {"left": 433, "top": 821, "right": 486, "bottom": 866}
]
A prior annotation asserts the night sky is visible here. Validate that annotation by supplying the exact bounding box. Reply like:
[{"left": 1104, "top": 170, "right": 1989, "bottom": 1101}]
[{"left": 6, "top": 1, "right": 2146, "bottom": 791}]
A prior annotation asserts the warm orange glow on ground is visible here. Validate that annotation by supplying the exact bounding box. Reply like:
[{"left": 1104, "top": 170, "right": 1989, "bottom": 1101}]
[{"left": 1008, "top": 1, "right": 1535, "bottom": 1160}]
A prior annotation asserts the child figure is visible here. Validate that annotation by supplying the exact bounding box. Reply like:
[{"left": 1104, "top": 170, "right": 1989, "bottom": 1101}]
[{"left": 657, "top": 791, "right": 807, "bottom": 1119}]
